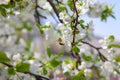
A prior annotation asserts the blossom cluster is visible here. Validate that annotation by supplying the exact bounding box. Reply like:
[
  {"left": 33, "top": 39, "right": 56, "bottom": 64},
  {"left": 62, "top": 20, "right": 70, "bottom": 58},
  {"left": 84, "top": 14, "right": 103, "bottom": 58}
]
[{"left": 0, "top": 0, "right": 119, "bottom": 80}]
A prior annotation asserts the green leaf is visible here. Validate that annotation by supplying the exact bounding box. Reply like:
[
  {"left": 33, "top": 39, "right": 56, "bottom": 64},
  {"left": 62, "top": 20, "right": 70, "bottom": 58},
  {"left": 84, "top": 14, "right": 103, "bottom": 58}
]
[
  {"left": 64, "top": 58, "right": 72, "bottom": 64},
  {"left": 36, "top": 24, "right": 45, "bottom": 34},
  {"left": 16, "top": 62, "right": 30, "bottom": 72},
  {"left": 0, "top": 7, "right": 7, "bottom": 17},
  {"left": 46, "top": 47, "right": 51, "bottom": 58},
  {"left": 108, "top": 35, "right": 114, "bottom": 42},
  {"left": 114, "top": 56, "right": 120, "bottom": 62},
  {"left": 75, "top": 30, "right": 80, "bottom": 34},
  {"left": 16, "top": 0, "right": 22, "bottom": 2},
  {"left": 72, "top": 46, "right": 80, "bottom": 53},
  {"left": 67, "top": 0, "right": 74, "bottom": 10},
  {"left": 50, "top": 59, "right": 62, "bottom": 68},
  {"left": 81, "top": 53, "right": 92, "bottom": 62},
  {"left": 53, "top": 53, "right": 63, "bottom": 59},
  {"left": 101, "top": 6, "right": 114, "bottom": 21},
  {"left": 23, "top": 22, "right": 32, "bottom": 31},
  {"left": 0, "top": 51, "right": 10, "bottom": 63},
  {"left": 25, "top": 40, "right": 31, "bottom": 51},
  {"left": 108, "top": 44, "right": 120, "bottom": 48},
  {"left": 79, "top": 19, "right": 84, "bottom": 24},
  {"left": 114, "top": 69, "right": 120, "bottom": 74},
  {"left": 58, "top": 5, "right": 67, "bottom": 12},
  {"left": 8, "top": 1, "right": 16, "bottom": 8},
  {"left": 80, "top": 24, "right": 85, "bottom": 29},
  {"left": 7, "top": 67, "right": 16, "bottom": 75},
  {"left": 43, "top": 67, "right": 48, "bottom": 75},
  {"left": 64, "top": 71, "right": 70, "bottom": 76},
  {"left": 75, "top": 39, "right": 82, "bottom": 45},
  {"left": 71, "top": 70, "right": 86, "bottom": 80}
]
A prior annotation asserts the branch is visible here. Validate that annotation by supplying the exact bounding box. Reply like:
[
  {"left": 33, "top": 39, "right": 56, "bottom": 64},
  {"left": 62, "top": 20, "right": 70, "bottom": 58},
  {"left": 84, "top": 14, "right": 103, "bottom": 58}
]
[
  {"left": 0, "top": 34, "right": 9, "bottom": 38},
  {"left": 81, "top": 41, "right": 108, "bottom": 62},
  {"left": 34, "top": 0, "right": 47, "bottom": 24},
  {"left": 81, "top": 41, "right": 102, "bottom": 50},
  {"left": 47, "top": 0, "right": 63, "bottom": 23},
  {"left": 55, "top": 0, "right": 64, "bottom": 5},
  {"left": 34, "top": 0, "right": 40, "bottom": 24},
  {"left": 70, "top": 0, "right": 81, "bottom": 70},
  {"left": 1, "top": 62, "right": 50, "bottom": 80}
]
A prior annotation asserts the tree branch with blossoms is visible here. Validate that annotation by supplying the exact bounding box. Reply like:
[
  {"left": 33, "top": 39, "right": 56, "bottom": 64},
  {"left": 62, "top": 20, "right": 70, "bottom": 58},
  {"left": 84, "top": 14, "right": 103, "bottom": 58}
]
[
  {"left": 47, "top": 0, "right": 63, "bottom": 23},
  {"left": 0, "top": 0, "right": 119, "bottom": 80},
  {"left": 34, "top": 0, "right": 47, "bottom": 24},
  {"left": 71, "top": 0, "right": 82, "bottom": 70},
  {"left": 1, "top": 62, "right": 50, "bottom": 80},
  {"left": 81, "top": 41, "right": 108, "bottom": 62}
]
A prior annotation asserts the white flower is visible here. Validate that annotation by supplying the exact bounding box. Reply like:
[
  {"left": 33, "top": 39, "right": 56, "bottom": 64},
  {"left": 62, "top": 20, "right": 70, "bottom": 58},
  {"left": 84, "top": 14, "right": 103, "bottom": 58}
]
[
  {"left": 62, "top": 0, "right": 67, "bottom": 4},
  {"left": 12, "top": 53, "right": 21, "bottom": 61},
  {"left": 88, "top": 1, "right": 108, "bottom": 18},
  {"left": 84, "top": 68, "right": 92, "bottom": 77},
  {"left": 100, "top": 61, "right": 114, "bottom": 80},
  {"left": 58, "top": 23, "right": 65, "bottom": 31},
  {"left": 45, "top": 21, "right": 51, "bottom": 26},
  {"left": 13, "top": 11, "right": 20, "bottom": 15},
  {"left": 62, "top": 62, "right": 73, "bottom": 73},
  {"left": 76, "top": 1, "right": 88, "bottom": 15},
  {"left": 58, "top": 23, "right": 72, "bottom": 51},
  {"left": 59, "top": 11, "right": 71, "bottom": 22},
  {"left": 43, "top": 2, "right": 52, "bottom": 12},
  {"left": 78, "top": 61, "right": 93, "bottom": 69},
  {"left": 99, "top": 35, "right": 115, "bottom": 53},
  {"left": 101, "top": 61, "right": 113, "bottom": 73},
  {"left": 78, "top": 61, "right": 87, "bottom": 69},
  {"left": 12, "top": 53, "right": 22, "bottom": 65},
  {"left": 0, "top": 0, "right": 9, "bottom": 4},
  {"left": 75, "top": 0, "right": 95, "bottom": 15},
  {"left": 29, "top": 60, "right": 40, "bottom": 74},
  {"left": 71, "top": 69, "right": 79, "bottom": 75},
  {"left": 19, "top": 38, "right": 26, "bottom": 47}
]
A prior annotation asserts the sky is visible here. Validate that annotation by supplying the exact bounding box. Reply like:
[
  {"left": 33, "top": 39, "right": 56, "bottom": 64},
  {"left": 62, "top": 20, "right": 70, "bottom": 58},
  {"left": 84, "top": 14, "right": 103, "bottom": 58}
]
[{"left": 90, "top": 0, "right": 120, "bottom": 40}]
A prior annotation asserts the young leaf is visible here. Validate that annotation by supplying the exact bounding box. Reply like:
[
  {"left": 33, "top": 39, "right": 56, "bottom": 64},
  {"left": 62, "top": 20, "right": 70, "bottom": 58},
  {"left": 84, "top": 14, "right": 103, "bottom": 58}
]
[
  {"left": 114, "top": 56, "right": 120, "bottom": 62},
  {"left": 16, "top": 62, "right": 30, "bottom": 72},
  {"left": 81, "top": 53, "right": 92, "bottom": 62},
  {"left": 58, "top": 5, "right": 67, "bottom": 12},
  {"left": 108, "top": 35, "right": 114, "bottom": 42},
  {"left": 114, "top": 69, "right": 120, "bottom": 74},
  {"left": 43, "top": 67, "right": 48, "bottom": 75},
  {"left": 71, "top": 70, "right": 86, "bottom": 80},
  {"left": 108, "top": 44, "right": 120, "bottom": 48},
  {"left": 72, "top": 46, "right": 80, "bottom": 53},
  {"left": 50, "top": 59, "right": 62, "bottom": 68},
  {"left": 0, "top": 7, "right": 7, "bottom": 17},
  {"left": 67, "top": 0, "right": 74, "bottom": 10},
  {"left": 79, "top": 19, "right": 84, "bottom": 24},
  {"left": 0, "top": 51, "right": 10, "bottom": 63},
  {"left": 46, "top": 47, "right": 51, "bottom": 58},
  {"left": 53, "top": 53, "right": 63, "bottom": 59},
  {"left": 64, "top": 58, "right": 72, "bottom": 64},
  {"left": 7, "top": 67, "right": 16, "bottom": 75}
]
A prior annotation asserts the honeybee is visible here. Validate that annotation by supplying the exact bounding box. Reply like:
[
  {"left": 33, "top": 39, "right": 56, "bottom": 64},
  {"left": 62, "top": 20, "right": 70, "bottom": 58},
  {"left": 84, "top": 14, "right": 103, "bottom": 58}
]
[
  {"left": 57, "top": 38, "right": 64, "bottom": 45},
  {"left": 74, "top": 0, "right": 78, "bottom": 2}
]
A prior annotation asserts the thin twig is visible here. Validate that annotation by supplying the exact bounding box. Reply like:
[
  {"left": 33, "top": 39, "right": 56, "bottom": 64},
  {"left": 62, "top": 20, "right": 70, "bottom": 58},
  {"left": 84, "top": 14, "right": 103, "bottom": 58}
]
[
  {"left": 81, "top": 41, "right": 102, "bottom": 50},
  {"left": 81, "top": 41, "right": 108, "bottom": 62},
  {"left": 70, "top": 0, "right": 81, "bottom": 70},
  {"left": 47, "top": 0, "right": 63, "bottom": 23},
  {"left": 34, "top": 0, "right": 47, "bottom": 24},
  {"left": 1, "top": 62, "right": 50, "bottom": 80},
  {"left": 34, "top": 0, "right": 40, "bottom": 24}
]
